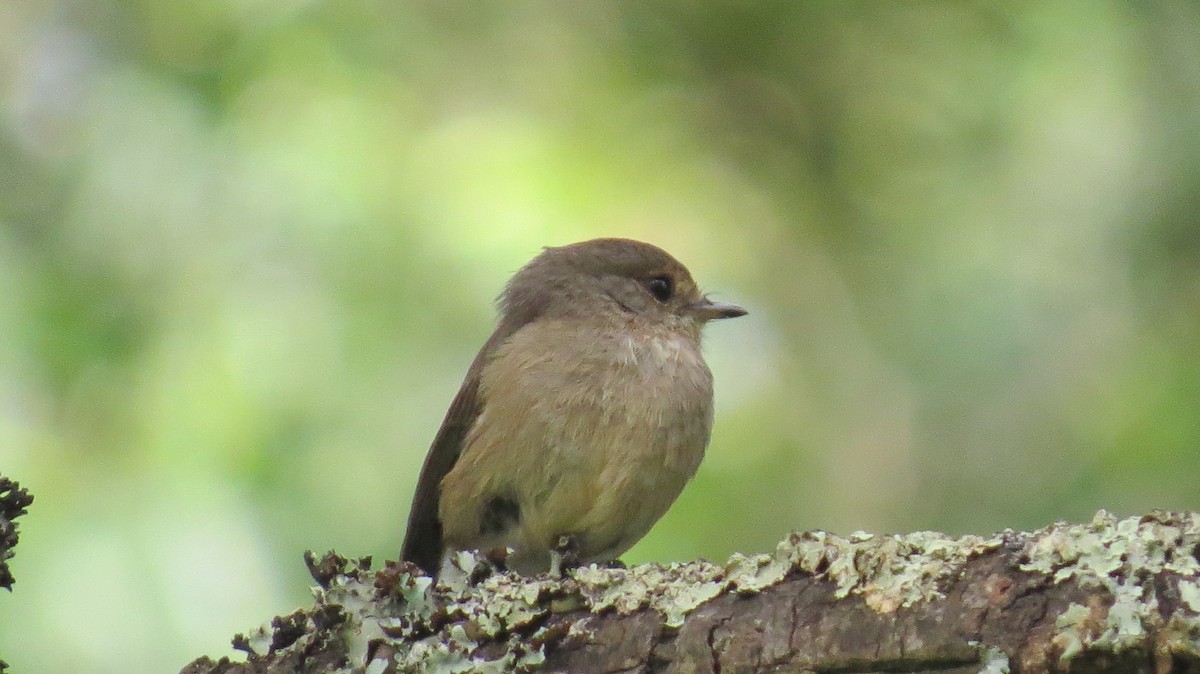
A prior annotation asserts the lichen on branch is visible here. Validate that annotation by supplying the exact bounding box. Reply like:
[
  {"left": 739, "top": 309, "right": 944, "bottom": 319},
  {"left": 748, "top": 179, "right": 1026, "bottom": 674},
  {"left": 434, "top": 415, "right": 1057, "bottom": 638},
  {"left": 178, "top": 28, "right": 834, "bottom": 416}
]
[{"left": 182, "top": 510, "right": 1200, "bottom": 674}]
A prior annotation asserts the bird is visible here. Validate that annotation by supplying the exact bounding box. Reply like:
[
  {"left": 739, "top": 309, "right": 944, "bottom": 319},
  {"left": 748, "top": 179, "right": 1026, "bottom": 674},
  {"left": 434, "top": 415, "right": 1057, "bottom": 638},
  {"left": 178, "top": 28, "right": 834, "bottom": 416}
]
[{"left": 401, "top": 238, "right": 745, "bottom": 577}]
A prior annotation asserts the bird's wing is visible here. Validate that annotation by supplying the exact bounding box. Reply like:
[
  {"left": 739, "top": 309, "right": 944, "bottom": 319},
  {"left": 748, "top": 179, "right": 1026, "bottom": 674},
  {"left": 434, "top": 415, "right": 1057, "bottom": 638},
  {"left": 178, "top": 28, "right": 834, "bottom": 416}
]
[
  {"left": 400, "top": 328, "right": 513, "bottom": 575},
  {"left": 401, "top": 272, "right": 553, "bottom": 576},
  {"left": 401, "top": 348, "right": 485, "bottom": 574}
]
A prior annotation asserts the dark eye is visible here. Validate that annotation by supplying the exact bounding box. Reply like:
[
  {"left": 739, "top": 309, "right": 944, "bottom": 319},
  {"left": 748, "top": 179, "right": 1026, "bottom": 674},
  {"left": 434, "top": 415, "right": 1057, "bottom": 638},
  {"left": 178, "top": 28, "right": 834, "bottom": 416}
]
[{"left": 644, "top": 276, "right": 674, "bottom": 303}]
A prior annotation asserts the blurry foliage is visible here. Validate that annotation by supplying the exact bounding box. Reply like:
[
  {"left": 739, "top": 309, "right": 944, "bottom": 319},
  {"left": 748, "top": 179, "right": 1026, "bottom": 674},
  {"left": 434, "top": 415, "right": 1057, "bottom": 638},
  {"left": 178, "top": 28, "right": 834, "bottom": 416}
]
[{"left": 1, "top": 1, "right": 1199, "bottom": 672}]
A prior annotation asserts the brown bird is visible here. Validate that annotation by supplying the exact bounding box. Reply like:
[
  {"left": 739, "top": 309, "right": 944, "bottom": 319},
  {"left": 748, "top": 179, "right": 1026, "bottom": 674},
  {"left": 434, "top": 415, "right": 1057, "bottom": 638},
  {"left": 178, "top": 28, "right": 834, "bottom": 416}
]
[{"left": 401, "top": 238, "right": 745, "bottom": 576}]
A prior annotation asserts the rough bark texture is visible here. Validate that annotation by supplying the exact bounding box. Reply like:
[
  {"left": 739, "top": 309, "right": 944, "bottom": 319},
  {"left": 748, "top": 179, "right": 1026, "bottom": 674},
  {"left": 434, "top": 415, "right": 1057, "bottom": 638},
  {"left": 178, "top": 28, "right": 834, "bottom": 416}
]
[
  {"left": 0, "top": 476, "right": 33, "bottom": 593},
  {"left": 183, "top": 510, "right": 1200, "bottom": 674},
  {"left": 0, "top": 475, "right": 34, "bottom": 674}
]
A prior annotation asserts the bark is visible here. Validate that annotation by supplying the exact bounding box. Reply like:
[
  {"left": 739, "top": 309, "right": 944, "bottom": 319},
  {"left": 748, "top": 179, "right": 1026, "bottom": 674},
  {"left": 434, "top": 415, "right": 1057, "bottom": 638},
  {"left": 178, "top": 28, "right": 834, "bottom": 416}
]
[
  {"left": 0, "top": 476, "right": 33, "bottom": 593},
  {"left": 182, "top": 510, "right": 1200, "bottom": 674},
  {"left": 0, "top": 475, "right": 34, "bottom": 674}
]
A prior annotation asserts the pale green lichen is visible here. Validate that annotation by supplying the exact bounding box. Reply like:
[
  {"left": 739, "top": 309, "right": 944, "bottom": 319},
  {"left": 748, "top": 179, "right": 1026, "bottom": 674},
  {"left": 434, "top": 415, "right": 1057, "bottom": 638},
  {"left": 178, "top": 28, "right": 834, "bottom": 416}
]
[
  {"left": 1180, "top": 580, "right": 1200, "bottom": 612},
  {"left": 240, "top": 511, "right": 1200, "bottom": 672},
  {"left": 456, "top": 572, "right": 553, "bottom": 637},
  {"left": 321, "top": 573, "right": 391, "bottom": 665},
  {"left": 1053, "top": 602, "right": 1095, "bottom": 662},
  {"left": 239, "top": 528, "right": 1010, "bottom": 669},
  {"left": 240, "top": 624, "right": 274, "bottom": 657},
  {"left": 1024, "top": 510, "right": 1200, "bottom": 665},
  {"left": 974, "top": 642, "right": 1011, "bottom": 674},
  {"left": 240, "top": 556, "right": 549, "bottom": 673},
  {"left": 572, "top": 560, "right": 725, "bottom": 627},
  {"left": 724, "top": 528, "right": 1003, "bottom": 613},
  {"left": 394, "top": 618, "right": 545, "bottom": 674}
]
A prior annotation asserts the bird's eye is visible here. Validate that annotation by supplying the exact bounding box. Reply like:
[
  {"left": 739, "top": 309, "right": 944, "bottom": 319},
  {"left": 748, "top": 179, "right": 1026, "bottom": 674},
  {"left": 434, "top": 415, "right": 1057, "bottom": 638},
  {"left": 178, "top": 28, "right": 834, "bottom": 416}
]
[{"left": 644, "top": 276, "right": 674, "bottom": 303}]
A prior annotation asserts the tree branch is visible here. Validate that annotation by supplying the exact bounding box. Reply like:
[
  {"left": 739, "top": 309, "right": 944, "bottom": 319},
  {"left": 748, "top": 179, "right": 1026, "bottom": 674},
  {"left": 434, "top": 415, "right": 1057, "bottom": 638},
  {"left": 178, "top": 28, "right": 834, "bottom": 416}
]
[{"left": 182, "top": 510, "right": 1200, "bottom": 674}]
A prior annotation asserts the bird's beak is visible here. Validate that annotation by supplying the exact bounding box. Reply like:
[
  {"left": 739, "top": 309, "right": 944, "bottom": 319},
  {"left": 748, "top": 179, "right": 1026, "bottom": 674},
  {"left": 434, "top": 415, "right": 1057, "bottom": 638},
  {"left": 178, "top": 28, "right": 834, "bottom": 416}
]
[{"left": 691, "top": 297, "right": 747, "bottom": 321}]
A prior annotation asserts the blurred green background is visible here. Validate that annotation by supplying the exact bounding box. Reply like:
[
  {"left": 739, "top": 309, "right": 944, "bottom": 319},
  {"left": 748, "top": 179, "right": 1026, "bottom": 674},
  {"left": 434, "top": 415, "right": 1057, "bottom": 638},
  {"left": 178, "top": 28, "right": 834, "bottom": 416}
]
[{"left": 3, "top": 1, "right": 1200, "bottom": 671}]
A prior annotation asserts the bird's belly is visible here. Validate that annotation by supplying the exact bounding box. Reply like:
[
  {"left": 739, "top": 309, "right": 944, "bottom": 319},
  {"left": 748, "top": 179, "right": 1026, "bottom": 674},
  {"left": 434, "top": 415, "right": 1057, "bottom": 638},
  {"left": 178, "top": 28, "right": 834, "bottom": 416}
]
[
  {"left": 494, "top": 426, "right": 701, "bottom": 574},
  {"left": 540, "top": 436, "right": 695, "bottom": 553},
  {"left": 440, "top": 322, "right": 714, "bottom": 574},
  {"left": 511, "top": 373, "right": 711, "bottom": 570}
]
